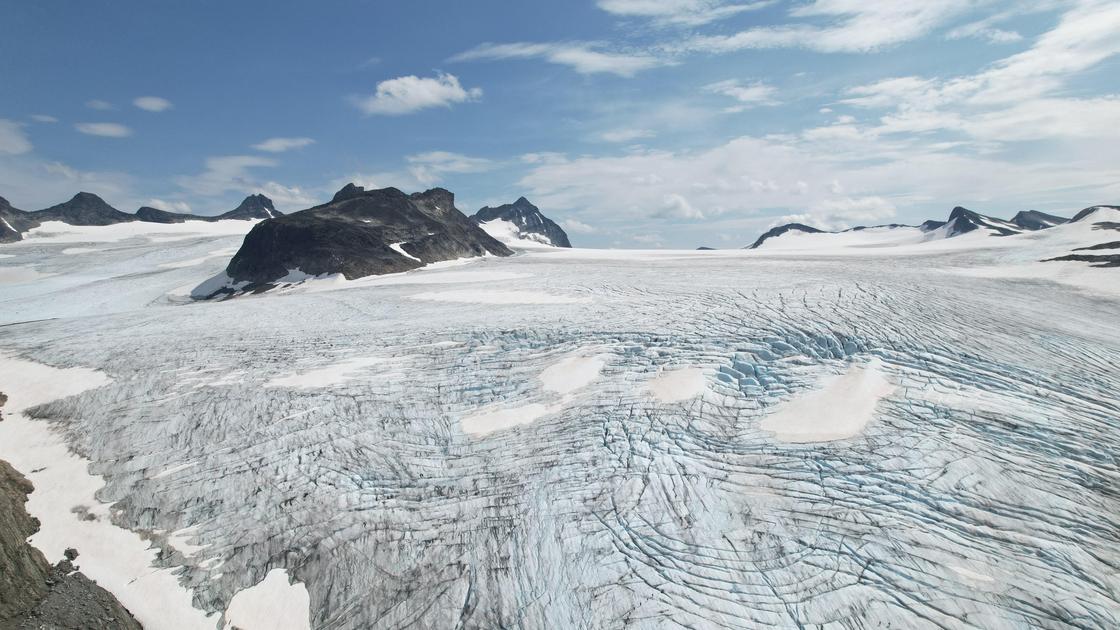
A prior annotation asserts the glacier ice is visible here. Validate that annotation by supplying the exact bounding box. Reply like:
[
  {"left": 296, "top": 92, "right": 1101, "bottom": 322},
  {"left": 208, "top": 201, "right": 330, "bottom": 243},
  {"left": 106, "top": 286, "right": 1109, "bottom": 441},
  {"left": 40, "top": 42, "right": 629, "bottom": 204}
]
[{"left": 0, "top": 221, "right": 1118, "bottom": 628}]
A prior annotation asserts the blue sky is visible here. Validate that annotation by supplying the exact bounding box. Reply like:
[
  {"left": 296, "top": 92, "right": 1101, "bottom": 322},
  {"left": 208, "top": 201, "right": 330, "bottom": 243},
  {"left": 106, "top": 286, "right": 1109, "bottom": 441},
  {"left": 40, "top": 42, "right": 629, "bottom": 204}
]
[{"left": 2, "top": 0, "right": 1118, "bottom": 247}]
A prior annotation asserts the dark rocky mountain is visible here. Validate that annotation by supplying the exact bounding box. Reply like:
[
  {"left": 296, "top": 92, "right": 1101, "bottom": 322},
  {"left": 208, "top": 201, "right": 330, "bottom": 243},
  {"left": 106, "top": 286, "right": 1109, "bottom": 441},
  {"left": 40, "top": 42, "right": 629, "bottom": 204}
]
[
  {"left": 196, "top": 185, "right": 512, "bottom": 298},
  {"left": 471, "top": 197, "right": 572, "bottom": 247},
  {"left": 919, "top": 219, "right": 947, "bottom": 231},
  {"left": 216, "top": 194, "right": 281, "bottom": 220},
  {"left": 746, "top": 223, "right": 823, "bottom": 249},
  {"left": 942, "top": 206, "right": 1023, "bottom": 237},
  {"left": 1010, "top": 210, "right": 1069, "bottom": 230},
  {"left": 0, "top": 196, "right": 39, "bottom": 243},
  {"left": 31, "top": 192, "right": 137, "bottom": 226},
  {"left": 135, "top": 205, "right": 206, "bottom": 224},
  {"left": 696, "top": 246, "right": 716, "bottom": 250}
]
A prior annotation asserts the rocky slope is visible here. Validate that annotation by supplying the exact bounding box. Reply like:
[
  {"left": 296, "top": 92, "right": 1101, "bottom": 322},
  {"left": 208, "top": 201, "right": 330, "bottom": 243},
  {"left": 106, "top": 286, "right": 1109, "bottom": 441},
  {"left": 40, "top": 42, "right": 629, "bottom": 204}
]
[
  {"left": 1010, "top": 210, "right": 1069, "bottom": 230},
  {"left": 0, "top": 425, "right": 142, "bottom": 630},
  {"left": 196, "top": 184, "right": 512, "bottom": 297},
  {"left": 0, "top": 197, "right": 38, "bottom": 243},
  {"left": 746, "top": 223, "right": 824, "bottom": 249},
  {"left": 472, "top": 197, "right": 571, "bottom": 247}
]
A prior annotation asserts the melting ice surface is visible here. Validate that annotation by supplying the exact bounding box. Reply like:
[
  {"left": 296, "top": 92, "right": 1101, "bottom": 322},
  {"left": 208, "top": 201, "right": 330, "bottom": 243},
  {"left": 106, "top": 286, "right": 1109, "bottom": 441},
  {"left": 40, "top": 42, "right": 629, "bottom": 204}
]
[{"left": 0, "top": 217, "right": 1118, "bottom": 628}]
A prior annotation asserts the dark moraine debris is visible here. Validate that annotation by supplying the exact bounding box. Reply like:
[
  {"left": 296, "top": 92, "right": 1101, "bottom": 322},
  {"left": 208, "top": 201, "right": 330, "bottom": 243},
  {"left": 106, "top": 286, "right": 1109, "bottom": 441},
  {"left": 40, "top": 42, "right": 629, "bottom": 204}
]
[
  {"left": 1042, "top": 253, "right": 1120, "bottom": 268},
  {"left": 0, "top": 457, "right": 143, "bottom": 629},
  {"left": 197, "top": 185, "right": 512, "bottom": 297}
]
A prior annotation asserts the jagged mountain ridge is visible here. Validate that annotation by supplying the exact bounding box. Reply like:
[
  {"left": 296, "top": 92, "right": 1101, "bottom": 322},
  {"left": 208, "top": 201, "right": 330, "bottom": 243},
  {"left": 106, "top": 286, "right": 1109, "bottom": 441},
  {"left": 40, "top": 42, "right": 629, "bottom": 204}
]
[
  {"left": 0, "top": 193, "right": 284, "bottom": 238},
  {"left": 471, "top": 197, "right": 572, "bottom": 248},
  {"left": 747, "top": 205, "right": 1088, "bottom": 249},
  {"left": 195, "top": 184, "right": 513, "bottom": 298}
]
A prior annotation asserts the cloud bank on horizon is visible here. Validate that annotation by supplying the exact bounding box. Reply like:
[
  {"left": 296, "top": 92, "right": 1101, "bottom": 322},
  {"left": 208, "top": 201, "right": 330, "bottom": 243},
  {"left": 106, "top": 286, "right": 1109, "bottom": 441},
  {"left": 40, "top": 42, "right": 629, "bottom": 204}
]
[{"left": 2, "top": 0, "right": 1119, "bottom": 247}]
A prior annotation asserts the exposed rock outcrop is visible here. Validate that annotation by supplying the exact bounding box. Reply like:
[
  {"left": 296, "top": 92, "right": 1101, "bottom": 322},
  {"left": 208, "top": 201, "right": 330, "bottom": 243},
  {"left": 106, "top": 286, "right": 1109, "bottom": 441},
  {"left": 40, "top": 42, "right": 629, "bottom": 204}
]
[{"left": 195, "top": 185, "right": 512, "bottom": 298}]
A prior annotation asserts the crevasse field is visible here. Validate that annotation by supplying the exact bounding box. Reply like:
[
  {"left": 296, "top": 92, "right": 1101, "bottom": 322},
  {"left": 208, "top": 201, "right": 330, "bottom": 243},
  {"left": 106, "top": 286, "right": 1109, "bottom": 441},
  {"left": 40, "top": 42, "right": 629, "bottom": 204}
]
[{"left": 1, "top": 218, "right": 1119, "bottom": 629}]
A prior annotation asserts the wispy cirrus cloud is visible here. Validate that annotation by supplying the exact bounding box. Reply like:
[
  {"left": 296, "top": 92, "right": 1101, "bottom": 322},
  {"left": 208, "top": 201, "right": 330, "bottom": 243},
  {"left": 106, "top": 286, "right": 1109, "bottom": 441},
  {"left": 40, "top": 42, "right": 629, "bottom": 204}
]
[
  {"left": 354, "top": 73, "right": 482, "bottom": 115},
  {"left": 0, "top": 120, "right": 33, "bottom": 154},
  {"left": 75, "top": 122, "right": 133, "bottom": 138},
  {"left": 452, "top": 42, "right": 667, "bottom": 77},
  {"left": 597, "top": 0, "right": 774, "bottom": 26},
  {"left": 252, "top": 137, "right": 315, "bottom": 153},
  {"left": 133, "top": 96, "right": 173, "bottom": 112}
]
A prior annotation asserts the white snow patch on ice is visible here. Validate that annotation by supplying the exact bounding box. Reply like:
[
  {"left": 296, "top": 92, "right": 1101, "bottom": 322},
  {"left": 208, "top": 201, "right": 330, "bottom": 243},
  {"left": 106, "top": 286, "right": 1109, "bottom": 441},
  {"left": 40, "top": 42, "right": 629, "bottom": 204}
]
[
  {"left": 410, "top": 289, "right": 589, "bottom": 304},
  {"left": 461, "top": 403, "right": 555, "bottom": 436},
  {"left": 153, "top": 461, "right": 199, "bottom": 479},
  {"left": 949, "top": 564, "right": 995, "bottom": 583},
  {"left": 222, "top": 568, "right": 311, "bottom": 630},
  {"left": 158, "top": 248, "right": 238, "bottom": 269},
  {"left": 0, "top": 265, "right": 53, "bottom": 284},
  {"left": 540, "top": 354, "right": 609, "bottom": 394},
  {"left": 167, "top": 525, "right": 210, "bottom": 558},
  {"left": 61, "top": 247, "right": 99, "bottom": 255},
  {"left": 266, "top": 357, "right": 391, "bottom": 389},
  {"left": 646, "top": 367, "right": 707, "bottom": 403},
  {"left": 0, "top": 353, "right": 217, "bottom": 629},
  {"left": 760, "top": 358, "right": 895, "bottom": 443}
]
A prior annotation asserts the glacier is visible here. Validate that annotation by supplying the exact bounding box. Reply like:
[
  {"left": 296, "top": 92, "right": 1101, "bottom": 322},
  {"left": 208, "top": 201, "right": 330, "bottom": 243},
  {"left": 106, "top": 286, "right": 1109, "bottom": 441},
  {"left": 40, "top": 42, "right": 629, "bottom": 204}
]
[{"left": 0, "top": 217, "right": 1118, "bottom": 628}]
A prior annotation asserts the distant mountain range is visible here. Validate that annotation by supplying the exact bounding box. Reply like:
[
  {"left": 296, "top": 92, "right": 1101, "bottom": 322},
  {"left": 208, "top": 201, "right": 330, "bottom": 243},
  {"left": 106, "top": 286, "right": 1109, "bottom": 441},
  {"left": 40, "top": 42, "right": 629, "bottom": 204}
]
[
  {"left": 747, "top": 206, "right": 1076, "bottom": 249},
  {"left": 471, "top": 197, "right": 572, "bottom": 248},
  {"left": 0, "top": 192, "right": 283, "bottom": 243}
]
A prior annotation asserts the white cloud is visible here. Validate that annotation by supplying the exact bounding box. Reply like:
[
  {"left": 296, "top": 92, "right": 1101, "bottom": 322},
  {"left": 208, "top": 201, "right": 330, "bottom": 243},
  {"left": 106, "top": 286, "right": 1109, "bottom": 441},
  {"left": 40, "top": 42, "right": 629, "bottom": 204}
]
[
  {"left": 560, "top": 218, "right": 595, "bottom": 234},
  {"left": 681, "top": 1, "right": 978, "bottom": 53},
  {"left": 75, "top": 122, "right": 133, "bottom": 138},
  {"left": 704, "top": 79, "right": 779, "bottom": 107},
  {"left": 452, "top": 42, "right": 665, "bottom": 77},
  {"left": 0, "top": 156, "right": 134, "bottom": 210},
  {"left": 0, "top": 120, "right": 32, "bottom": 155},
  {"left": 354, "top": 73, "right": 482, "bottom": 115},
  {"left": 253, "top": 182, "right": 319, "bottom": 209},
  {"left": 85, "top": 99, "right": 114, "bottom": 110},
  {"left": 133, "top": 96, "right": 173, "bottom": 112},
  {"left": 146, "top": 198, "right": 193, "bottom": 214},
  {"left": 599, "top": 128, "right": 656, "bottom": 143},
  {"left": 30, "top": 114, "right": 58, "bottom": 123},
  {"left": 405, "top": 151, "right": 495, "bottom": 187},
  {"left": 252, "top": 137, "right": 316, "bottom": 153},
  {"left": 597, "top": 0, "right": 774, "bottom": 26},
  {"left": 176, "top": 155, "right": 277, "bottom": 196}
]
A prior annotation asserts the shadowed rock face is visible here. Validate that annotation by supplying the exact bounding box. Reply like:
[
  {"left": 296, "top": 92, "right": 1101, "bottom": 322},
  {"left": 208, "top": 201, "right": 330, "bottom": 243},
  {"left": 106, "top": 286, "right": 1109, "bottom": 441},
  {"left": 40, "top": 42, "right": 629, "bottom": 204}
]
[
  {"left": 216, "top": 185, "right": 512, "bottom": 291},
  {"left": 472, "top": 197, "right": 572, "bottom": 247},
  {"left": 0, "top": 197, "right": 38, "bottom": 243},
  {"left": 135, "top": 206, "right": 205, "bottom": 224},
  {"left": 1071, "top": 205, "right": 1120, "bottom": 222},
  {"left": 32, "top": 192, "right": 136, "bottom": 226},
  {"left": 1010, "top": 210, "right": 1069, "bottom": 230}
]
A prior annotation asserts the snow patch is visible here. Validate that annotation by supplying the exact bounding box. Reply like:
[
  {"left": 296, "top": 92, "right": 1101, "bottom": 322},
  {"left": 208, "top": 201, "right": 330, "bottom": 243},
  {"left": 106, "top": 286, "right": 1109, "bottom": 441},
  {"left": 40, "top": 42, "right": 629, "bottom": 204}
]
[
  {"left": 266, "top": 357, "right": 392, "bottom": 389},
  {"left": 461, "top": 403, "right": 555, "bottom": 436},
  {"left": 480, "top": 219, "right": 557, "bottom": 249},
  {"left": 646, "top": 367, "right": 707, "bottom": 403},
  {"left": 222, "top": 568, "right": 310, "bottom": 630},
  {"left": 0, "top": 265, "right": 53, "bottom": 284},
  {"left": 760, "top": 358, "right": 895, "bottom": 443},
  {"left": 389, "top": 242, "right": 422, "bottom": 262},
  {"left": 540, "top": 354, "right": 609, "bottom": 394}
]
